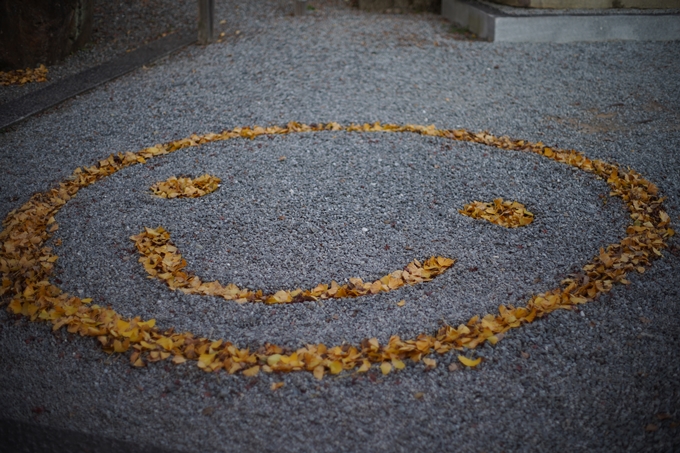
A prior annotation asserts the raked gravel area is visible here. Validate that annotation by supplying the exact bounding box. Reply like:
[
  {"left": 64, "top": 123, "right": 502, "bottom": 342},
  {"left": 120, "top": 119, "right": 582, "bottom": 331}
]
[{"left": 1, "top": 2, "right": 679, "bottom": 452}]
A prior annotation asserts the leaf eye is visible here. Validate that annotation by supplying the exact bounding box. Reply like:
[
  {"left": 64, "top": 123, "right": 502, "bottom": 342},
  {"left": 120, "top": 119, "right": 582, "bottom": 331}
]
[
  {"left": 459, "top": 198, "right": 534, "bottom": 228},
  {"left": 150, "top": 174, "right": 221, "bottom": 199}
]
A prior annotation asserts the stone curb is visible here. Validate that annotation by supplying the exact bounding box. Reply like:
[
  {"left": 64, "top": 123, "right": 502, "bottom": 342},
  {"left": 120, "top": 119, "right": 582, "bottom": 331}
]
[{"left": 0, "top": 419, "right": 180, "bottom": 453}]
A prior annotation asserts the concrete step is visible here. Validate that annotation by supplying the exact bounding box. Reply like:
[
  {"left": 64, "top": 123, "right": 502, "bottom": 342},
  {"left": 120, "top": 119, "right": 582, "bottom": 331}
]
[{"left": 442, "top": 0, "right": 680, "bottom": 42}]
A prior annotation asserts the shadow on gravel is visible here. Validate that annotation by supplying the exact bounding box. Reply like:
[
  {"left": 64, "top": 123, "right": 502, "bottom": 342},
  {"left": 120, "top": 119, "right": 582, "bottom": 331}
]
[{"left": 0, "top": 419, "right": 180, "bottom": 453}]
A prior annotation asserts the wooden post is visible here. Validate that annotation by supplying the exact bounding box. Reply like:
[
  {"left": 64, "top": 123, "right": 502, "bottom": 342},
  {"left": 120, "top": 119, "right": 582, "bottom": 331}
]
[
  {"left": 294, "top": 0, "right": 308, "bottom": 15},
  {"left": 198, "top": 0, "right": 215, "bottom": 45}
]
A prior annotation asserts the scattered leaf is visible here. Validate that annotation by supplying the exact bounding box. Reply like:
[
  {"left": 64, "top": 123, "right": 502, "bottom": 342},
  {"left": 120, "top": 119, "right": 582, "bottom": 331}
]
[
  {"left": 392, "top": 359, "right": 405, "bottom": 370},
  {"left": 357, "top": 360, "right": 371, "bottom": 373},
  {"left": 458, "top": 355, "right": 482, "bottom": 367},
  {"left": 243, "top": 365, "right": 260, "bottom": 377},
  {"left": 0, "top": 64, "right": 48, "bottom": 86},
  {"left": 423, "top": 357, "right": 436, "bottom": 369},
  {"left": 313, "top": 365, "right": 325, "bottom": 380},
  {"left": 329, "top": 361, "right": 343, "bottom": 375}
]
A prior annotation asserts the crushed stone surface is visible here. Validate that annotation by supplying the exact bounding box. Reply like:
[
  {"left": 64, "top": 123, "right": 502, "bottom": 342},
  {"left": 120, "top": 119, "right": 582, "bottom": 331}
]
[{"left": 0, "top": 2, "right": 679, "bottom": 452}]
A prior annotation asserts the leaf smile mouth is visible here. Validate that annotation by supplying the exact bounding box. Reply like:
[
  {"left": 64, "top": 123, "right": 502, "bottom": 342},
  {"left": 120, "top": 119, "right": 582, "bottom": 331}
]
[{"left": 131, "top": 226, "right": 455, "bottom": 304}]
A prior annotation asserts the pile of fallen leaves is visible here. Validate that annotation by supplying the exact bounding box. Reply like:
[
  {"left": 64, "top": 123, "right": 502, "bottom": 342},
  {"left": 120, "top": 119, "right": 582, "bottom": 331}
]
[
  {"left": 150, "top": 174, "right": 220, "bottom": 198},
  {"left": 0, "top": 64, "right": 48, "bottom": 86},
  {"left": 0, "top": 122, "right": 674, "bottom": 379},
  {"left": 460, "top": 199, "right": 534, "bottom": 228},
  {"left": 131, "top": 226, "right": 454, "bottom": 303}
]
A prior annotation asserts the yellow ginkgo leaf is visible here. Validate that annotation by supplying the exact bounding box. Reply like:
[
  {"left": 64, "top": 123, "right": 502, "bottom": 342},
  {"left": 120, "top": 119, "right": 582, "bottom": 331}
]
[
  {"left": 357, "top": 360, "right": 371, "bottom": 373},
  {"left": 329, "top": 361, "right": 343, "bottom": 375},
  {"left": 156, "top": 337, "right": 174, "bottom": 351},
  {"left": 457, "top": 355, "right": 482, "bottom": 367},
  {"left": 392, "top": 359, "right": 405, "bottom": 370},
  {"left": 172, "top": 355, "right": 187, "bottom": 365},
  {"left": 242, "top": 365, "right": 260, "bottom": 377},
  {"left": 267, "top": 354, "right": 282, "bottom": 366}
]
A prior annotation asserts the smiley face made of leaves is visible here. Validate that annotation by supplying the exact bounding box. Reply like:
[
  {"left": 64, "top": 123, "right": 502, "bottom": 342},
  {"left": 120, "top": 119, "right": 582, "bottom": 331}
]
[
  {"left": 131, "top": 181, "right": 528, "bottom": 305},
  {"left": 1, "top": 122, "right": 673, "bottom": 379}
]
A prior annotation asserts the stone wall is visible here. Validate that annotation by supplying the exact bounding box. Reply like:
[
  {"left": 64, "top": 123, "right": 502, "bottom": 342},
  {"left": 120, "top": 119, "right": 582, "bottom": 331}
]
[{"left": 0, "top": 0, "right": 93, "bottom": 70}]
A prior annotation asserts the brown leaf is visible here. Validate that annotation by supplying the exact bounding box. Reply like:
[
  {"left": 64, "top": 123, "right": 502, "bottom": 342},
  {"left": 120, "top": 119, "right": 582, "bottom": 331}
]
[{"left": 422, "top": 357, "right": 436, "bottom": 369}]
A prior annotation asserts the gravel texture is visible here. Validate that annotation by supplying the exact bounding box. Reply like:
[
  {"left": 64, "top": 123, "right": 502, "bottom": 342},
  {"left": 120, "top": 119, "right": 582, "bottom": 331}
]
[
  {"left": 54, "top": 132, "right": 627, "bottom": 348},
  {"left": 1, "top": 1, "right": 679, "bottom": 452}
]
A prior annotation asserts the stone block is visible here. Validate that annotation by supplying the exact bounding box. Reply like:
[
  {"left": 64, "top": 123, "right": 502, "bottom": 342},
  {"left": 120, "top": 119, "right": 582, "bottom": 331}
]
[
  {"left": 488, "top": 0, "right": 680, "bottom": 8},
  {"left": 0, "top": 0, "right": 93, "bottom": 70}
]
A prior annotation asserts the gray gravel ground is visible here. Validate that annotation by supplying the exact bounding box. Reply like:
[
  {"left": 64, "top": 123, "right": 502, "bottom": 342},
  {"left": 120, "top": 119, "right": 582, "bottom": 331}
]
[{"left": 1, "top": 1, "right": 679, "bottom": 452}]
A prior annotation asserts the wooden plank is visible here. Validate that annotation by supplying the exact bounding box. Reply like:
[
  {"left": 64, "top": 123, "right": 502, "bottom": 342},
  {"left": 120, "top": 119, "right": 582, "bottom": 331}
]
[{"left": 198, "top": 0, "right": 216, "bottom": 44}]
